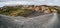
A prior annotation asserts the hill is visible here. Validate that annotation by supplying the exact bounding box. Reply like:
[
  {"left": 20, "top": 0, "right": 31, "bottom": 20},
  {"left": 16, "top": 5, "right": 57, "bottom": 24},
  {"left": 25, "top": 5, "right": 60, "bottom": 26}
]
[{"left": 0, "top": 5, "right": 60, "bottom": 17}]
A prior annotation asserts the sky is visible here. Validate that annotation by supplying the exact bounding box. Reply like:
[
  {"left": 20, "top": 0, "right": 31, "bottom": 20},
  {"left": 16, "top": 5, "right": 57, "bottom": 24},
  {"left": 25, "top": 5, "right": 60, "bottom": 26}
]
[{"left": 0, "top": 0, "right": 60, "bottom": 7}]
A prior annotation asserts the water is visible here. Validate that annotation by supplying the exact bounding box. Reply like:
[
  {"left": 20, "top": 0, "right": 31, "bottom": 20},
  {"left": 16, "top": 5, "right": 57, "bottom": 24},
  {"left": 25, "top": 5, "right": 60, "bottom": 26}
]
[
  {"left": 0, "top": 13, "right": 60, "bottom": 28},
  {"left": 46, "top": 13, "right": 59, "bottom": 28}
]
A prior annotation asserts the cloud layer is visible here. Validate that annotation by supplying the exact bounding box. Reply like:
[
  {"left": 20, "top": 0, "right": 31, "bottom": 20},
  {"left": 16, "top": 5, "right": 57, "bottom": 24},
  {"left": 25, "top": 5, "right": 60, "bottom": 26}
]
[{"left": 0, "top": 0, "right": 60, "bottom": 7}]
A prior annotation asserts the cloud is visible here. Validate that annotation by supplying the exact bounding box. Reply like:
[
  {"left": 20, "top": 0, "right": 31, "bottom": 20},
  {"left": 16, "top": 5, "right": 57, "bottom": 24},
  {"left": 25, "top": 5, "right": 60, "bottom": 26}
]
[
  {"left": 54, "top": 0, "right": 59, "bottom": 2},
  {"left": 0, "top": 0, "right": 60, "bottom": 7},
  {"left": 47, "top": 3, "right": 54, "bottom": 5},
  {"left": 39, "top": 0, "right": 47, "bottom": 1},
  {"left": 46, "top": 2, "right": 60, "bottom": 6},
  {"left": 0, "top": 1, "right": 36, "bottom": 6}
]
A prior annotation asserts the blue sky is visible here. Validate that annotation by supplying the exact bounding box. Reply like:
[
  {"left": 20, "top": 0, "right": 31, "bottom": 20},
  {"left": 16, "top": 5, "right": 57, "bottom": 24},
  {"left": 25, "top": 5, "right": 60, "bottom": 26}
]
[{"left": 0, "top": 0, "right": 60, "bottom": 7}]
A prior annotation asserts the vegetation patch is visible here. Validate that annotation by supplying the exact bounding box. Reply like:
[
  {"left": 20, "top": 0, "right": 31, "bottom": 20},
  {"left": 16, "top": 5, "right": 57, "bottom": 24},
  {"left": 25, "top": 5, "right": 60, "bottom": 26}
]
[{"left": 0, "top": 6, "right": 33, "bottom": 17}]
